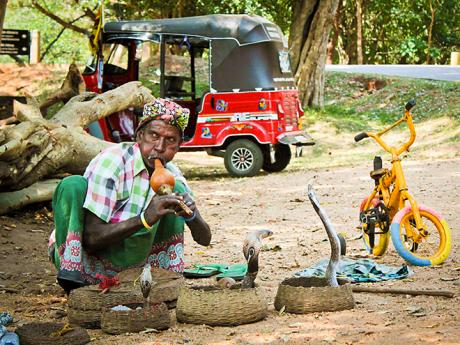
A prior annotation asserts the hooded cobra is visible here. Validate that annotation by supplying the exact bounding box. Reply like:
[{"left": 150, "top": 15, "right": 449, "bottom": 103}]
[
  {"left": 307, "top": 182, "right": 340, "bottom": 287},
  {"left": 140, "top": 263, "right": 153, "bottom": 307},
  {"left": 241, "top": 229, "right": 273, "bottom": 288}
]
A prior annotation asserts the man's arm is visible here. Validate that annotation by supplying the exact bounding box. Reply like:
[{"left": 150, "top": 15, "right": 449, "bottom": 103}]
[
  {"left": 185, "top": 209, "right": 212, "bottom": 246},
  {"left": 83, "top": 194, "right": 185, "bottom": 253},
  {"left": 178, "top": 193, "right": 212, "bottom": 246}
]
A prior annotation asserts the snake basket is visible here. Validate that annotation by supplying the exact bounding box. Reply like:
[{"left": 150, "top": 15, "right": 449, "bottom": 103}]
[
  {"left": 101, "top": 302, "right": 171, "bottom": 335},
  {"left": 15, "top": 322, "right": 90, "bottom": 345},
  {"left": 67, "top": 268, "right": 183, "bottom": 328},
  {"left": 176, "top": 285, "right": 268, "bottom": 326},
  {"left": 274, "top": 277, "right": 355, "bottom": 314},
  {"left": 67, "top": 285, "right": 142, "bottom": 328}
]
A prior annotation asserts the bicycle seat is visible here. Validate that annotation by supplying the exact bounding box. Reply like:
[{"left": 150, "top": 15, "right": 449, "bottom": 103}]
[{"left": 370, "top": 168, "right": 388, "bottom": 181}]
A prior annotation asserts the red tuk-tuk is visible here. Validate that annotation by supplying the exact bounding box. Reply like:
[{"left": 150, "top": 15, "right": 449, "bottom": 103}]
[{"left": 83, "top": 14, "right": 314, "bottom": 177}]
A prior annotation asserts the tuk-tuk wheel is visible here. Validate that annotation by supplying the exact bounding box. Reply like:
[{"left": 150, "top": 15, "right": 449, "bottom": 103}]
[
  {"left": 224, "top": 139, "right": 263, "bottom": 177},
  {"left": 262, "top": 144, "right": 292, "bottom": 173}
]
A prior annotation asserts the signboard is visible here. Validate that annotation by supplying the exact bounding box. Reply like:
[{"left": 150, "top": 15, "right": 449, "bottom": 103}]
[{"left": 0, "top": 29, "right": 31, "bottom": 56}]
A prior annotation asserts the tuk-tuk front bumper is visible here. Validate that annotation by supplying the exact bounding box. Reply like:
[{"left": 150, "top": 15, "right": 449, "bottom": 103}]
[{"left": 277, "top": 131, "right": 315, "bottom": 146}]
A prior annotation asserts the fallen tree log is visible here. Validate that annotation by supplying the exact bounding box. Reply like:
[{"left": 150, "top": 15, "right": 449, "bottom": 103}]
[
  {"left": 0, "top": 115, "right": 17, "bottom": 127},
  {"left": 0, "top": 178, "right": 61, "bottom": 214},
  {"left": 39, "top": 62, "right": 85, "bottom": 115},
  {"left": 0, "top": 80, "right": 154, "bottom": 214}
]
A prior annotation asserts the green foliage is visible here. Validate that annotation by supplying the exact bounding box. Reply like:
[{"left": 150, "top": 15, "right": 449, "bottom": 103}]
[
  {"left": 2, "top": 0, "right": 292, "bottom": 64},
  {"left": 339, "top": 0, "right": 460, "bottom": 64},
  {"left": 400, "top": 38, "right": 425, "bottom": 63},
  {"left": 305, "top": 72, "right": 460, "bottom": 133},
  {"left": 2, "top": 1, "right": 94, "bottom": 63},
  {"left": 106, "top": 0, "right": 292, "bottom": 33},
  {"left": 3, "top": 1, "right": 459, "bottom": 66}
]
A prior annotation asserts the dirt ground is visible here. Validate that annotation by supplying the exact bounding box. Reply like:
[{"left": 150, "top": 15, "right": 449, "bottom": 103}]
[{"left": 0, "top": 154, "right": 459, "bottom": 345}]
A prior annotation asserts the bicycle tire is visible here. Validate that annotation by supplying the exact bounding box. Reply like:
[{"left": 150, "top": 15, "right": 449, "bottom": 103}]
[
  {"left": 359, "top": 197, "right": 390, "bottom": 256},
  {"left": 390, "top": 205, "right": 451, "bottom": 266}
]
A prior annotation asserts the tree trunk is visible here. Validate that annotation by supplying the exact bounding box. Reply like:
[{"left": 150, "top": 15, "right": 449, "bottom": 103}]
[
  {"left": 370, "top": 26, "right": 385, "bottom": 64},
  {"left": 290, "top": 0, "right": 340, "bottom": 108},
  {"left": 341, "top": 4, "right": 357, "bottom": 65},
  {"left": 426, "top": 0, "right": 437, "bottom": 64},
  {"left": 326, "top": 0, "right": 343, "bottom": 65},
  {"left": 356, "top": 0, "right": 364, "bottom": 64},
  {"left": 0, "top": 81, "right": 154, "bottom": 214}
]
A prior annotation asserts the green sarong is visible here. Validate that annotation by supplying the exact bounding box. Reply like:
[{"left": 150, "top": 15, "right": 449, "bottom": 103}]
[{"left": 48, "top": 175, "right": 186, "bottom": 285}]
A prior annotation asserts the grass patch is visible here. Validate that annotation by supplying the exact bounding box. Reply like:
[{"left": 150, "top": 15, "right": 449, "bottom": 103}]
[
  {"left": 304, "top": 106, "right": 369, "bottom": 133},
  {"left": 320, "top": 72, "right": 460, "bottom": 127},
  {"left": 288, "top": 72, "right": 460, "bottom": 172},
  {"left": 325, "top": 72, "right": 460, "bottom": 125}
]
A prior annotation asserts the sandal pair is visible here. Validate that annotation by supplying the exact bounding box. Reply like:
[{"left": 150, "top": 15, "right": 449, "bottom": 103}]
[{"left": 183, "top": 263, "right": 247, "bottom": 281}]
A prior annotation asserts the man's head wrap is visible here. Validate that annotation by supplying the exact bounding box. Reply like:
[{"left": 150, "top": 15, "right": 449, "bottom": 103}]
[{"left": 136, "top": 98, "right": 190, "bottom": 135}]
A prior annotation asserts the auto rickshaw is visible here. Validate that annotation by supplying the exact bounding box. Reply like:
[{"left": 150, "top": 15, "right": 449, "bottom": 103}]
[{"left": 83, "top": 14, "right": 314, "bottom": 177}]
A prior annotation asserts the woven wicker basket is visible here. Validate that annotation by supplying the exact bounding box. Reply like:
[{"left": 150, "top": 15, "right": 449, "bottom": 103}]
[
  {"left": 101, "top": 302, "right": 171, "bottom": 335},
  {"left": 67, "top": 268, "right": 183, "bottom": 328},
  {"left": 15, "top": 322, "right": 90, "bottom": 345},
  {"left": 67, "top": 284, "right": 143, "bottom": 328},
  {"left": 274, "top": 277, "right": 355, "bottom": 314},
  {"left": 176, "top": 285, "right": 268, "bottom": 326}
]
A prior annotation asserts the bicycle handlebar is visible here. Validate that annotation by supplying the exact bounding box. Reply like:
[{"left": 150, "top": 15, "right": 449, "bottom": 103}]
[
  {"left": 354, "top": 132, "right": 369, "bottom": 142},
  {"left": 354, "top": 99, "right": 417, "bottom": 155},
  {"left": 405, "top": 99, "right": 416, "bottom": 111}
]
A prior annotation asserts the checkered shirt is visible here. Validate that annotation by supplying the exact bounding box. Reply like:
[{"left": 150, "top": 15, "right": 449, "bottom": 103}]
[{"left": 83, "top": 142, "right": 190, "bottom": 223}]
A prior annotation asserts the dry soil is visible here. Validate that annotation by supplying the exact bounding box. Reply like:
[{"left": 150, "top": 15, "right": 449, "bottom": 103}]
[{"left": 0, "top": 154, "right": 459, "bottom": 345}]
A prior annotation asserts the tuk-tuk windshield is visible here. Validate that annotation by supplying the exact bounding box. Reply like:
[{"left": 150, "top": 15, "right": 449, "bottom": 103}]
[
  {"left": 103, "top": 43, "right": 129, "bottom": 75},
  {"left": 83, "top": 42, "right": 129, "bottom": 76}
]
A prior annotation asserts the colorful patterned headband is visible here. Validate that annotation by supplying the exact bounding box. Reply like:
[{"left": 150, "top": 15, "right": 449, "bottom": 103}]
[{"left": 137, "top": 98, "right": 190, "bottom": 133}]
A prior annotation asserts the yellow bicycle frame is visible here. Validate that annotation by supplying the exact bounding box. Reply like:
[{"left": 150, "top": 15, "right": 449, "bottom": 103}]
[{"left": 362, "top": 107, "right": 426, "bottom": 254}]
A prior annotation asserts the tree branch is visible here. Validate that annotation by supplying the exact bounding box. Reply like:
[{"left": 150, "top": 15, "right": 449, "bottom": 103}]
[
  {"left": 50, "top": 81, "right": 154, "bottom": 128},
  {"left": 40, "top": 27, "right": 66, "bottom": 61},
  {"left": 40, "top": 12, "right": 88, "bottom": 61},
  {"left": 32, "top": 0, "right": 90, "bottom": 36},
  {"left": 84, "top": 6, "right": 97, "bottom": 21}
]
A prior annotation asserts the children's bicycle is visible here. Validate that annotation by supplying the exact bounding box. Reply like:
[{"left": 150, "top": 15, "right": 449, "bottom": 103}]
[{"left": 355, "top": 99, "right": 451, "bottom": 266}]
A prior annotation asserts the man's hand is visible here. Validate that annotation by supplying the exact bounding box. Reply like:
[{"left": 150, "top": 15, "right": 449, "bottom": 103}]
[
  {"left": 173, "top": 192, "right": 211, "bottom": 246},
  {"left": 175, "top": 192, "right": 196, "bottom": 219},
  {"left": 144, "top": 194, "right": 185, "bottom": 225}
]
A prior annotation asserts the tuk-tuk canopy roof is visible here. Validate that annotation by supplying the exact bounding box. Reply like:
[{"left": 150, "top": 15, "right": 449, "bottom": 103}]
[{"left": 103, "top": 14, "right": 285, "bottom": 46}]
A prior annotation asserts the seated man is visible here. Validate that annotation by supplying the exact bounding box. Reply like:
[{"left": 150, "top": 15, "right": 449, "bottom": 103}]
[{"left": 48, "top": 98, "right": 211, "bottom": 293}]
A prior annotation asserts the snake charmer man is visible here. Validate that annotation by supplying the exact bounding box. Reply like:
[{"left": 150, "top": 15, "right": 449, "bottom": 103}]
[{"left": 48, "top": 99, "right": 212, "bottom": 293}]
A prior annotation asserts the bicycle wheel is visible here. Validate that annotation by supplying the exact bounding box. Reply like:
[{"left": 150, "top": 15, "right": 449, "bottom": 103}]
[
  {"left": 359, "top": 197, "right": 390, "bottom": 256},
  {"left": 390, "top": 205, "right": 452, "bottom": 266}
]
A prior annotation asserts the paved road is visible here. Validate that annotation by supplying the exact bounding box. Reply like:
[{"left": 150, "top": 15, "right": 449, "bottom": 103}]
[{"left": 325, "top": 64, "right": 460, "bottom": 82}]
